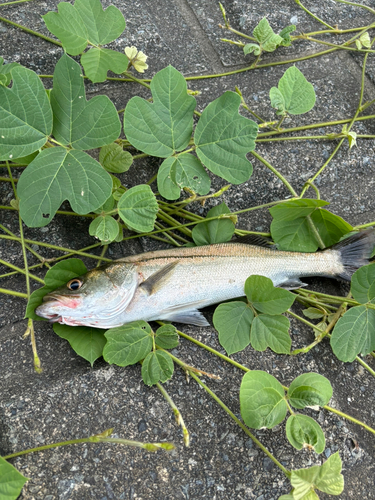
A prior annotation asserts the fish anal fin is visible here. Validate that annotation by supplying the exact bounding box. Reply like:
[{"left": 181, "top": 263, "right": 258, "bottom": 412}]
[
  {"left": 139, "top": 261, "right": 178, "bottom": 295},
  {"left": 278, "top": 278, "right": 307, "bottom": 290},
  {"left": 161, "top": 309, "right": 209, "bottom": 327}
]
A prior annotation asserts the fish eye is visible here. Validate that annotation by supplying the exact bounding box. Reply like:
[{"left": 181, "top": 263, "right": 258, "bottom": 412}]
[{"left": 67, "top": 279, "right": 83, "bottom": 291}]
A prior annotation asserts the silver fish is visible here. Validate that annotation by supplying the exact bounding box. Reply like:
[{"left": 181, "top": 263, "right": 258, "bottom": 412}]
[{"left": 36, "top": 231, "right": 375, "bottom": 329}]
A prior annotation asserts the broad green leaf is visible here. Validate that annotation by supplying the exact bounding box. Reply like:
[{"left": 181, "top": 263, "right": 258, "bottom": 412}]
[
  {"left": 302, "top": 308, "right": 325, "bottom": 320},
  {"left": 0, "top": 66, "right": 52, "bottom": 160},
  {"left": 270, "top": 199, "right": 328, "bottom": 222},
  {"left": 240, "top": 370, "right": 287, "bottom": 429},
  {"left": 43, "top": 0, "right": 125, "bottom": 53},
  {"left": 359, "top": 32, "right": 371, "bottom": 48},
  {"left": 141, "top": 350, "right": 174, "bottom": 386},
  {"left": 155, "top": 324, "right": 179, "bottom": 349},
  {"left": 0, "top": 456, "right": 28, "bottom": 500},
  {"left": 124, "top": 65, "right": 196, "bottom": 157},
  {"left": 253, "top": 18, "right": 284, "bottom": 52},
  {"left": 89, "top": 215, "right": 119, "bottom": 243},
  {"left": 213, "top": 301, "right": 254, "bottom": 355},
  {"left": 250, "top": 314, "right": 291, "bottom": 354},
  {"left": 75, "top": 0, "right": 125, "bottom": 45},
  {"left": 245, "top": 275, "right": 295, "bottom": 314},
  {"left": 277, "top": 66, "right": 316, "bottom": 115},
  {"left": 54, "top": 323, "right": 106, "bottom": 366},
  {"left": 117, "top": 184, "right": 158, "bottom": 232},
  {"left": 330, "top": 305, "right": 375, "bottom": 361},
  {"left": 99, "top": 143, "right": 133, "bottom": 173},
  {"left": 288, "top": 373, "right": 333, "bottom": 409},
  {"left": 192, "top": 202, "right": 235, "bottom": 245},
  {"left": 270, "top": 199, "right": 352, "bottom": 251},
  {"left": 243, "top": 43, "right": 261, "bottom": 55},
  {"left": 351, "top": 264, "right": 375, "bottom": 304},
  {"left": 26, "top": 259, "right": 87, "bottom": 319},
  {"left": 290, "top": 452, "right": 344, "bottom": 499},
  {"left": 18, "top": 147, "right": 112, "bottom": 227},
  {"left": 310, "top": 209, "right": 352, "bottom": 247},
  {"left": 286, "top": 414, "right": 325, "bottom": 453},
  {"left": 51, "top": 54, "right": 121, "bottom": 149},
  {"left": 194, "top": 91, "right": 258, "bottom": 184},
  {"left": 0, "top": 57, "right": 20, "bottom": 87},
  {"left": 43, "top": 2, "right": 89, "bottom": 55},
  {"left": 103, "top": 321, "right": 153, "bottom": 366},
  {"left": 81, "top": 48, "right": 128, "bottom": 83},
  {"left": 269, "top": 87, "right": 286, "bottom": 115},
  {"left": 157, "top": 154, "right": 210, "bottom": 201}
]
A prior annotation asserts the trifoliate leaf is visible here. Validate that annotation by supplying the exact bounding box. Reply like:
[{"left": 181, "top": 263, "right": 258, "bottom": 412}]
[{"left": 253, "top": 18, "right": 284, "bottom": 52}]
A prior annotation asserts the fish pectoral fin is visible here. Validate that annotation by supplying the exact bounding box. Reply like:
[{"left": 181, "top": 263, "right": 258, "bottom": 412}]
[
  {"left": 278, "top": 278, "right": 307, "bottom": 290},
  {"left": 139, "top": 261, "right": 179, "bottom": 295},
  {"left": 161, "top": 309, "right": 210, "bottom": 327}
]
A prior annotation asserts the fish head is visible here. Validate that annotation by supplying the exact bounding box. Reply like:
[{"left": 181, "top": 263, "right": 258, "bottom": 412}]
[{"left": 35, "top": 263, "right": 138, "bottom": 328}]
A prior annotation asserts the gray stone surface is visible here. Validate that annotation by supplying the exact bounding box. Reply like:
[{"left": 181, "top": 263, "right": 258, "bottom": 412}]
[{"left": 1, "top": 0, "right": 375, "bottom": 499}]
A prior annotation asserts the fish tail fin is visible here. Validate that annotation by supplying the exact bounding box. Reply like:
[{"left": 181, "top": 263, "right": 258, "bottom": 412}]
[{"left": 331, "top": 228, "right": 375, "bottom": 280}]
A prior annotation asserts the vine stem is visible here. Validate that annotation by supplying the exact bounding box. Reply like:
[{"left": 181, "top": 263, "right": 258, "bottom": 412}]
[
  {"left": 355, "top": 356, "right": 375, "bottom": 378},
  {"left": 324, "top": 405, "right": 375, "bottom": 436},
  {"left": 156, "top": 382, "right": 190, "bottom": 446},
  {"left": 250, "top": 151, "right": 298, "bottom": 197},
  {"left": 0, "top": 258, "right": 44, "bottom": 284},
  {"left": 294, "top": 0, "right": 335, "bottom": 29},
  {"left": 188, "top": 370, "right": 291, "bottom": 478},
  {"left": 0, "top": 15, "right": 62, "bottom": 46},
  {"left": 2, "top": 432, "right": 173, "bottom": 460}
]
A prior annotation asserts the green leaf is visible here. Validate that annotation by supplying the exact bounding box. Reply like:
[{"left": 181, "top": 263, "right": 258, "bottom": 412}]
[
  {"left": 194, "top": 91, "right": 258, "bottom": 184},
  {"left": 302, "top": 307, "right": 325, "bottom": 320},
  {"left": 269, "top": 87, "right": 286, "bottom": 115},
  {"left": 0, "top": 65, "right": 52, "bottom": 160},
  {"left": 245, "top": 275, "right": 295, "bottom": 314},
  {"left": 81, "top": 48, "right": 128, "bottom": 83},
  {"left": 50, "top": 54, "right": 121, "bottom": 149},
  {"left": 0, "top": 456, "right": 28, "bottom": 500},
  {"left": 43, "top": 2, "right": 89, "bottom": 55},
  {"left": 89, "top": 215, "right": 119, "bottom": 243},
  {"left": 279, "top": 25, "right": 296, "bottom": 46},
  {"left": 124, "top": 65, "right": 196, "bottom": 157},
  {"left": 240, "top": 370, "right": 287, "bottom": 429},
  {"left": 286, "top": 414, "right": 325, "bottom": 453},
  {"left": 0, "top": 57, "right": 20, "bottom": 87},
  {"left": 155, "top": 324, "right": 179, "bottom": 349},
  {"left": 330, "top": 305, "right": 375, "bottom": 361},
  {"left": 27, "top": 259, "right": 87, "bottom": 319},
  {"left": 99, "top": 143, "right": 133, "bottom": 173},
  {"left": 103, "top": 321, "right": 153, "bottom": 366},
  {"left": 18, "top": 147, "right": 113, "bottom": 227},
  {"left": 290, "top": 452, "right": 344, "bottom": 499},
  {"left": 270, "top": 199, "right": 328, "bottom": 222},
  {"left": 288, "top": 373, "right": 333, "bottom": 409},
  {"left": 53, "top": 323, "right": 106, "bottom": 366},
  {"left": 75, "top": 0, "right": 125, "bottom": 45},
  {"left": 141, "top": 350, "right": 174, "bottom": 386},
  {"left": 192, "top": 202, "right": 235, "bottom": 245},
  {"left": 243, "top": 43, "right": 261, "bottom": 55},
  {"left": 270, "top": 199, "right": 352, "bottom": 251},
  {"left": 117, "top": 184, "right": 158, "bottom": 232},
  {"left": 213, "top": 301, "right": 254, "bottom": 355},
  {"left": 253, "top": 18, "right": 284, "bottom": 52},
  {"left": 43, "top": 0, "right": 126, "bottom": 54},
  {"left": 350, "top": 264, "right": 375, "bottom": 304},
  {"left": 10, "top": 151, "right": 39, "bottom": 165},
  {"left": 157, "top": 154, "right": 210, "bottom": 201},
  {"left": 359, "top": 32, "right": 371, "bottom": 48},
  {"left": 251, "top": 314, "right": 291, "bottom": 354},
  {"left": 277, "top": 66, "right": 316, "bottom": 115}
]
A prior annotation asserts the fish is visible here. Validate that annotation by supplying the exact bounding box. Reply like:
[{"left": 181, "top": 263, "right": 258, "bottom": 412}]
[{"left": 36, "top": 230, "right": 375, "bottom": 329}]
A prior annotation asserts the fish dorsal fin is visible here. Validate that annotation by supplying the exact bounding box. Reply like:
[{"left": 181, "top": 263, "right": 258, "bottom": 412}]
[
  {"left": 139, "top": 261, "right": 178, "bottom": 295},
  {"left": 233, "top": 234, "right": 276, "bottom": 248}
]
